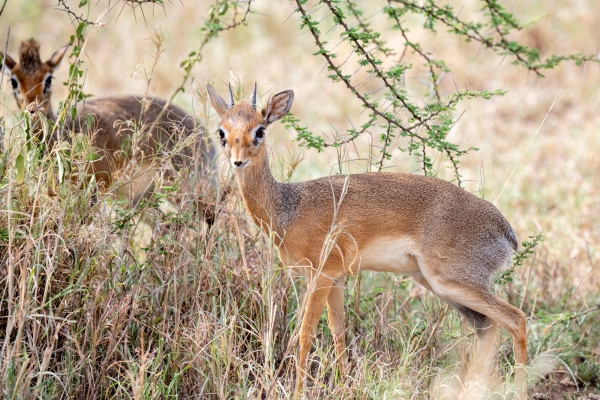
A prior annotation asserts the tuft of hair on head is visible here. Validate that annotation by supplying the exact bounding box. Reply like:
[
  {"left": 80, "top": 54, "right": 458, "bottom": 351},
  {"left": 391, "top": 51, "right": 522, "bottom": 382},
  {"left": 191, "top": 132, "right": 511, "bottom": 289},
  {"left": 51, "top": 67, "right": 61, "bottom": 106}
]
[{"left": 19, "top": 39, "right": 42, "bottom": 75}]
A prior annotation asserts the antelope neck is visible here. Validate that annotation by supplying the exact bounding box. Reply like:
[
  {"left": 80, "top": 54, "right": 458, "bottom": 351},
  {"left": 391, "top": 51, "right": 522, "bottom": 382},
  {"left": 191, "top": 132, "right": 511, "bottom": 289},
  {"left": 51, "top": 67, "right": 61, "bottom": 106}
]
[{"left": 235, "top": 150, "right": 288, "bottom": 235}]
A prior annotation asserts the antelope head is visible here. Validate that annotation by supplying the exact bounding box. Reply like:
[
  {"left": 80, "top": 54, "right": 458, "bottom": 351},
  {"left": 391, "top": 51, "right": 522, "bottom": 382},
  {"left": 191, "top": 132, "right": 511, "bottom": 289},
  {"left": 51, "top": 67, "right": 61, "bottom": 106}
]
[
  {"left": 1, "top": 39, "right": 69, "bottom": 116},
  {"left": 206, "top": 83, "right": 294, "bottom": 171}
]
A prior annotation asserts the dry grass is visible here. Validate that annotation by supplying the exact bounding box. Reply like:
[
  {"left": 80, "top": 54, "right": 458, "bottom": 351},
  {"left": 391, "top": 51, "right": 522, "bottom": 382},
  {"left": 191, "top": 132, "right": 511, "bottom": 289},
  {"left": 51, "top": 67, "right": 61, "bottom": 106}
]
[{"left": 1, "top": 0, "right": 600, "bottom": 398}]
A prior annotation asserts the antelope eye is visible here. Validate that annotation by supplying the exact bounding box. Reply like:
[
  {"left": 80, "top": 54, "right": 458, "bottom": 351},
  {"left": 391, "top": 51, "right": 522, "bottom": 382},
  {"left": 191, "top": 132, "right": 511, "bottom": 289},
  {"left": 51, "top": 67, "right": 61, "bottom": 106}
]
[
  {"left": 255, "top": 127, "right": 265, "bottom": 139},
  {"left": 217, "top": 128, "right": 226, "bottom": 147},
  {"left": 44, "top": 76, "right": 52, "bottom": 93},
  {"left": 10, "top": 77, "right": 17, "bottom": 90}
]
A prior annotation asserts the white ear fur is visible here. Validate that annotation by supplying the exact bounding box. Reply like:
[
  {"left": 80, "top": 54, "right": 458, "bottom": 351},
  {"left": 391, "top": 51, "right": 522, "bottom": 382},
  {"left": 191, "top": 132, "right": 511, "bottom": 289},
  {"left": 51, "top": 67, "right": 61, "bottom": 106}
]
[
  {"left": 206, "top": 84, "right": 231, "bottom": 119},
  {"left": 262, "top": 90, "right": 294, "bottom": 125}
]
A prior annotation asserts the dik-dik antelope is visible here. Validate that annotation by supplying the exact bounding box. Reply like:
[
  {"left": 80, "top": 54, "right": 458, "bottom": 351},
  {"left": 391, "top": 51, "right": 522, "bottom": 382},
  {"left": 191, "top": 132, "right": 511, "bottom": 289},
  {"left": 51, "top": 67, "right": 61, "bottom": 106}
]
[
  {"left": 1, "top": 39, "right": 217, "bottom": 223},
  {"left": 207, "top": 83, "right": 527, "bottom": 395}
]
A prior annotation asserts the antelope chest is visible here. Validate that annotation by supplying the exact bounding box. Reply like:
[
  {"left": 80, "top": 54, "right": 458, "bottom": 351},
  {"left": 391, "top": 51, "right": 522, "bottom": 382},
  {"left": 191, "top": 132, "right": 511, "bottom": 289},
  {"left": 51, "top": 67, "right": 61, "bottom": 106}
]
[
  {"left": 277, "top": 236, "right": 421, "bottom": 278},
  {"left": 352, "top": 237, "right": 421, "bottom": 275}
]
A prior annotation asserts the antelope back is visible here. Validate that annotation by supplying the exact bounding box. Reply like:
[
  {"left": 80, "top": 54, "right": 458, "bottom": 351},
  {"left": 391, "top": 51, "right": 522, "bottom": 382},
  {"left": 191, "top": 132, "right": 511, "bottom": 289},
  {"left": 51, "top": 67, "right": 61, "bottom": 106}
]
[{"left": 65, "top": 96, "right": 217, "bottom": 204}]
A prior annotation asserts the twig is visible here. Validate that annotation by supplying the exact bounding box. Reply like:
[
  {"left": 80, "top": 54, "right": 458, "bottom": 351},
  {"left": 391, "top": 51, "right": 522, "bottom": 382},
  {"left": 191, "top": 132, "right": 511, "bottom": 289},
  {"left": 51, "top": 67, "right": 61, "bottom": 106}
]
[
  {"left": 377, "top": 123, "right": 393, "bottom": 172},
  {"left": 294, "top": 0, "right": 477, "bottom": 180},
  {"left": 324, "top": 0, "right": 423, "bottom": 123},
  {"left": 155, "top": 0, "right": 252, "bottom": 124},
  {"left": 0, "top": 0, "right": 8, "bottom": 18},
  {"left": 54, "top": 0, "right": 95, "bottom": 25},
  {"left": 388, "top": 0, "right": 600, "bottom": 76},
  {"left": 386, "top": 0, "right": 443, "bottom": 103}
]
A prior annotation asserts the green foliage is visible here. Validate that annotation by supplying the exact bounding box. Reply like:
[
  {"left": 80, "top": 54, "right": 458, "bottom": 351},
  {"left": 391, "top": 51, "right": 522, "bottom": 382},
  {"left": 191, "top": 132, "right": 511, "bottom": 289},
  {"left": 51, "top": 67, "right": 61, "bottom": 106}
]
[
  {"left": 292, "top": 0, "right": 599, "bottom": 184},
  {"left": 496, "top": 234, "right": 544, "bottom": 285},
  {"left": 55, "top": 21, "right": 92, "bottom": 133},
  {"left": 282, "top": 113, "right": 325, "bottom": 151},
  {"left": 576, "top": 358, "right": 600, "bottom": 386}
]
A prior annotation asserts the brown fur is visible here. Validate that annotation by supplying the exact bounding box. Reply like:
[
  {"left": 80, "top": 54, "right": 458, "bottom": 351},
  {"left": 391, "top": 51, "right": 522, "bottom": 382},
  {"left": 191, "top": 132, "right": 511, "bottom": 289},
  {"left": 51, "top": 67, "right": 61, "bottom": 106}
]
[
  {"left": 207, "top": 84, "right": 528, "bottom": 396},
  {"left": 63, "top": 96, "right": 217, "bottom": 209},
  {"left": 18, "top": 39, "right": 42, "bottom": 75},
  {"left": 3, "top": 40, "right": 218, "bottom": 224}
]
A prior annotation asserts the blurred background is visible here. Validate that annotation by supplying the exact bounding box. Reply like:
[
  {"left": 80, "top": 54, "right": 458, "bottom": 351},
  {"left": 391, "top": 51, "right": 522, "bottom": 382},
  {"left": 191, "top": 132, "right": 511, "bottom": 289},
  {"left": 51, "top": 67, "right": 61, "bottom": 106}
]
[{"left": 1, "top": 0, "right": 600, "bottom": 395}]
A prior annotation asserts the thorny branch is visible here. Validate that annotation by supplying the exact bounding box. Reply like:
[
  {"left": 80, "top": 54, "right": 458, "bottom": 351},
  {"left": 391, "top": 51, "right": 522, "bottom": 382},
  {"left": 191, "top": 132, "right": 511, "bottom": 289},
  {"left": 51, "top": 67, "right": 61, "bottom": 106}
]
[
  {"left": 344, "top": 0, "right": 391, "bottom": 56},
  {"left": 156, "top": 0, "right": 253, "bottom": 123},
  {"left": 295, "top": 1, "right": 409, "bottom": 131},
  {"left": 377, "top": 123, "right": 393, "bottom": 172},
  {"left": 324, "top": 0, "right": 423, "bottom": 122},
  {"left": 221, "top": 0, "right": 253, "bottom": 31},
  {"left": 55, "top": 0, "right": 253, "bottom": 131},
  {"left": 385, "top": 0, "right": 444, "bottom": 102},
  {"left": 294, "top": 0, "right": 482, "bottom": 183},
  {"left": 324, "top": 115, "right": 377, "bottom": 149},
  {"left": 54, "top": 0, "right": 95, "bottom": 25},
  {"left": 291, "top": 0, "right": 596, "bottom": 184},
  {"left": 387, "top": 0, "right": 600, "bottom": 77}
]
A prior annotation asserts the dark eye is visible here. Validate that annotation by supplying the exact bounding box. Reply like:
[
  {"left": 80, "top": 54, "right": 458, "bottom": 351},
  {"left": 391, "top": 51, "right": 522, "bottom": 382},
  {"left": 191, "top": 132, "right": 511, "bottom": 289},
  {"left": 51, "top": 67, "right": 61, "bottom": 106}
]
[
  {"left": 217, "top": 128, "right": 226, "bottom": 147},
  {"left": 253, "top": 127, "right": 265, "bottom": 146},
  {"left": 10, "top": 77, "right": 17, "bottom": 90},
  {"left": 43, "top": 76, "right": 52, "bottom": 94},
  {"left": 256, "top": 127, "right": 265, "bottom": 139}
]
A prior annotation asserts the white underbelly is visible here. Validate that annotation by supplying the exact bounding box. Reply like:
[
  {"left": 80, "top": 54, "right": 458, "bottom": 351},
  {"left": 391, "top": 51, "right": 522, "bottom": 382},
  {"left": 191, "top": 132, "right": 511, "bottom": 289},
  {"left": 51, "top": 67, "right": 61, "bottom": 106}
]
[{"left": 351, "top": 237, "right": 421, "bottom": 275}]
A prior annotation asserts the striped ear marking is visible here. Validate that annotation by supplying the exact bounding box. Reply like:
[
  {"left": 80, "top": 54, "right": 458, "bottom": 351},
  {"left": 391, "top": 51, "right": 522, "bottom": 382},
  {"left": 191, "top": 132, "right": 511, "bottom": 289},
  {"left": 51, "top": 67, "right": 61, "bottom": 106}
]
[{"left": 262, "top": 90, "right": 294, "bottom": 125}]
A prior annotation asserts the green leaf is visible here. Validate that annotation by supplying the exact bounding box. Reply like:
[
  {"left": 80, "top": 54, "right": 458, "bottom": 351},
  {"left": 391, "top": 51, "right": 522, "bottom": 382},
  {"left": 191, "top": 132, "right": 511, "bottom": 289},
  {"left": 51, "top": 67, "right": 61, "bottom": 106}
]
[
  {"left": 15, "top": 154, "right": 25, "bottom": 184},
  {"left": 76, "top": 22, "right": 86, "bottom": 41},
  {"left": 78, "top": 0, "right": 89, "bottom": 7},
  {"left": 0, "top": 152, "right": 7, "bottom": 181},
  {"left": 47, "top": 159, "right": 55, "bottom": 193}
]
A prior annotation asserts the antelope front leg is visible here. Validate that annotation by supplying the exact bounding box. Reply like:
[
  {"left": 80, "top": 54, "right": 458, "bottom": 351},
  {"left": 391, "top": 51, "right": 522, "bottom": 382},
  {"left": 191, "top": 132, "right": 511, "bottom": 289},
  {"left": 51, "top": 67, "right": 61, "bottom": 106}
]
[
  {"left": 295, "top": 274, "right": 334, "bottom": 397},
  {"left": 326, "top": 278, "right": 347, "bottom": 377}
]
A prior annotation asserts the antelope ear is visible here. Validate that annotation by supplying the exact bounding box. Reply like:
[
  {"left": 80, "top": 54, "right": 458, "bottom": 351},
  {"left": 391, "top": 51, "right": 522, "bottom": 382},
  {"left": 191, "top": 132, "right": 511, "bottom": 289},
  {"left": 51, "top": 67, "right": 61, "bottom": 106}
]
[
  {"left": 206, "top": 84, "right": 230, "bottom": 119},
  {"left": 45, "top": 44, "right": 69, "bottom": 71},
  {"left": 262, "top": 90, "right": 294, "bottom": 125},
  {"left": 0, "top": 50, "right": 16, "bottom": 73}
]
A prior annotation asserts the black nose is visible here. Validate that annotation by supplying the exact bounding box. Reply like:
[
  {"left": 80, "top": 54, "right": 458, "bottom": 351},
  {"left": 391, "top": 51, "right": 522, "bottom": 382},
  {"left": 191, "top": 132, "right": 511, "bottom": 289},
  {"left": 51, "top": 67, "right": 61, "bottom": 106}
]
[{"left": 234, "top": 161, "right": 243, "bottom": 167}]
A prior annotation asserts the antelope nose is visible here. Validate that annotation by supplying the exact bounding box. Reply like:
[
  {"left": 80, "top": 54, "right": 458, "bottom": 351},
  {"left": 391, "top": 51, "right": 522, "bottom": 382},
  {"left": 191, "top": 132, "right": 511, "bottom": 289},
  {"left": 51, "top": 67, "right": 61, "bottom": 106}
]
[{"left": 234, "top": 161, "right": 243, "bottom": 167}]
